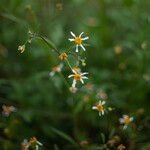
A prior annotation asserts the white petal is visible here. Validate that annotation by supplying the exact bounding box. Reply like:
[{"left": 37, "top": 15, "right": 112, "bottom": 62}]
[
  {"left": 92, "top": 106, "right": 97, "bottom": 110},
  {"left": 70, "top": 31, "right": 76, "bottom": 37},
  {"left": 119, "top": 118, "right": 124, "bottom": 124},
  {"left": 36, "top": 145, "right": 39, "bottom": 150},
  {"left": 68, "top": 38, "right": 75, "bottom": 41},
  {"left": 37, "top": 141, "right": 43, "bottom": 146},
  {"left": 130, "top": 117, "right": 134, "bottom": 121},
  {"left": 123, "top": 125, "right": 128, "bottom": 130},
  {"left": 10, "top": 106, "right": 16, "bottom": 112},
  {"left": 49, "top": 71, "right": 55, "bottom": 77},
  {"left": 79, "top": 32, "right": 84, "bottom": 37},
  {"left": 99, "top": 112, "right": 102, "bottom": 116},
  {"left": 72, "top": 69, "right": 77, "bottom": 74},
  {"left": 99, "top": 101, "right": 102, "bottom": 105},
  {"left": 102, "top": 101, "right": 106, "bottom": 105},
  {"left": 81, "top": 72, "right": 88, "bottom": 75},
  {"left": 68, "top": 74, "right": 74, "bottom": 78},
  {"left": 75, "top": 45, "right": 79, "bottom": 52},
  {"left": 72, "top": 80, "right": 76, "bottom": 88},
  {"left": 82, "top": 76, "right": 88, "bottom": 79},
  {"left": 80, "top": 44, "right": 86, "bottom": 51},
  {"left": 80, "top": 79, "right": 84, "bottom": 84},
  {"left": 102, "top": 110, "right": 104, "bottom": 115},
  {"left": 82, "top": 37, "right": 89, "bottom": 40}
]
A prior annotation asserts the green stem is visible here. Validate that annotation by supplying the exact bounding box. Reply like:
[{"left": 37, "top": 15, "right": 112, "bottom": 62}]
[
  {"left": 36, "top": 35, "right": 60, "bottom": 55},
  {"left": 66, "top": 59, "right": 73, "bottom": 71}
]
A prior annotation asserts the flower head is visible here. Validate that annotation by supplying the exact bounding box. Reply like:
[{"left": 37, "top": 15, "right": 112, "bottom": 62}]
[
  {"left": 2, "top": 105, "right": 16, "bottom": 117},
  {"left": 119, "top": 115, "right": 133, "bottom": 129},
  {"left": 96, "top": 89, "right": 108, "bottom": 100},
  {"left": 68, "top": 31, "right": 89, "bottom": 52},
  {"left": 92, "top": 100, "right": 106, "bottom": 116},
  {"left": 117, "top": 144, "right": 126, "bottom": 150},
  {"left": 49, "top": 64, "right": 63, "bottom": 77},
  {"left": 59, "top": 52, "right": 68, "bottom": 61},
  {"left": 68, "top": 69, "right": 88, "bottom": 88},
  {"left": 18, "top": 45, "right": 25, "bottom": 53},
  {"left": 22, "top": 137, "right": 42, "bottom": 150},
  {"left": 29, "top": 137, "right": 42, "bottom": 150},
  {"left": 22, "top": 139, "right": 30, "bottom": 150}
]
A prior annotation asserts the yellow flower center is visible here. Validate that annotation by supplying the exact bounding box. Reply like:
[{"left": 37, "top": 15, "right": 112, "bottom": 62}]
[
  {"left": 74, "top": 37, "right": 82, "bottom": 45},
  {"left": 124, "top": 116, "right": 130, "bottom": 124},
  {"left": 96, "top": 104, "right": 104, "bottom": 112},
  {"left": 29, "top": 137, "right": 37, "bottom": 144},
  {"left": 74, "top": 73, "right": 81, "bottom": 80}
]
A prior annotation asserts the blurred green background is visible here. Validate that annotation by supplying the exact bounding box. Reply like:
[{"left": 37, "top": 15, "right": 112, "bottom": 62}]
[{"left": 0, "top": 0, "right": 150, "bottom": 149}]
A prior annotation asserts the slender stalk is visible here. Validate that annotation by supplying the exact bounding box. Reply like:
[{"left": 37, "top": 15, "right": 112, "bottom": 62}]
[{"left": 66, "top": 59, "right": 73, "bottom": 71}]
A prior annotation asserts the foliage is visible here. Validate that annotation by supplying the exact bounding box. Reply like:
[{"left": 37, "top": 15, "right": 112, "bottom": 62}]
[{"left": 0, "top": 0, "right": 150, "bottom": 149}]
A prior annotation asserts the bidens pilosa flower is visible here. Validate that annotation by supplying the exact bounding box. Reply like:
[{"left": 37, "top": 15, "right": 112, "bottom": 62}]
[
  {"left": 18, "top": 45, "right": 25, "bottom": 53},
  {"left": 119, "top": 115, "right": 133, "bottom": 129},
  {"left": 117, "top": 144, "right": 126, "bottom": 150},
  {"left": 49, "top": 64, "right": 63, "bottom": 77},
  {"left": 92, "top": 100, "right": 106, "bottom": 116},
  {"left": 22, "top": 137, "right": 42, "bottom": 150},
  {"left": 29, "top": 137, "right": 42, "bottom": 150},
  {"left": 68, "top": 69, "right": 88, "bottom": 88},
  {"left": 68, "top": 31, "right": 89, "bottom": 52},
  {"left": 2, "top": 105, "right": 16, "bottom": 117},
  {"left": 22, "top": 139, "right": 30, "bottom": 150}
]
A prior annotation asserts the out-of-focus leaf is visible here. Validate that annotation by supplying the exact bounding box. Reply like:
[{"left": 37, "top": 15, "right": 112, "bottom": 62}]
[
  {"left": 54, "top": 144, "right": 59, "bottom": 150},
  {"left": 39, "top": 36, "right": 58, "bottom": 53},
  {"left": 50, "top": 127, "right": 78, "bottom": 147},
  {"left": 0, "top": 13, "right": 26, "bottom": 25},
  {"left": 100, "top": 133, "right": 105, "bottom": 144}
]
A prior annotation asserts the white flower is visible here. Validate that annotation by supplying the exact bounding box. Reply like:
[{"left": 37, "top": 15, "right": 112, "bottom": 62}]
[
  {"left": 92, "top": 100, "right": 106, "bottom": 116},
  {"left": 119, "top": 115, "right": 134, "bottom": 129},
  {"left": 68, "top": 31, "right": 89, "bottom": 52},
  {"left": 2, "top": 105, "right": 16, "bottom": 117},
  {"left": 68, "top": 69, "right": 88, "bottom": 88},
  {"left": 29, "top": 137, "right": 42, "bottom": 150},
  {"left": 22, "top": 139, "right": 30, "bottom": 150},
  {"left": 49, "top": 64, "right": 63, "bottom": 77},
  {"left": 18, "top": 45, "right": 25, "bottom": 53}
]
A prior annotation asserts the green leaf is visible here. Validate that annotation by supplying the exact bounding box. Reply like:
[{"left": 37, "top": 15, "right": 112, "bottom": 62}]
[
  {"left": 0, "top": 13, "right": 26, "bottom": 25},
  {"left": 39, "top": 36, "right": 58, "bottom": 53},
  {"left": 54, "top": 144, "right": 59, "bottom": 150},
  {"left": 50, "top": 127, "right": 78, "bottom": 147},
  {"left": 100, "top": 133, "right": 105, "bottom": 144},
  {"left": 109, "top": 128, "right": 115, "bottom": 139}
]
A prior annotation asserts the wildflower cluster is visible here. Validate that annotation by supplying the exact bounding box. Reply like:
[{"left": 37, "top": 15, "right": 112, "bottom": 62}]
[
  {"left": 18, "top": 31, "right": 89, "bottom": 91},
  {"left": 17, "top": 30, "right": 135, "bottom": 150}
]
